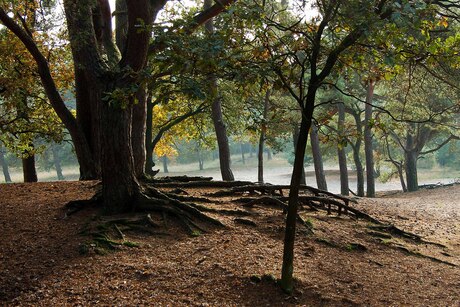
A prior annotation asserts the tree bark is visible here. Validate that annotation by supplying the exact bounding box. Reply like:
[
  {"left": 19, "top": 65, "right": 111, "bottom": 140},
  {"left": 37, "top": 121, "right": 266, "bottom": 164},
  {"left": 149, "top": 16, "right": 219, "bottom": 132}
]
[
  {"left": 0, "top": 146, "right": 12, "bottom": 183},
  {"left": 205, "top": 0, "right": 234, "bottom": 181},
  {"left": 337, "top": 102, "right": 349, "bottom": 196},
  {"left": 364, "top": 80, "right": 375, "bottom": 197},
  {"left": 52, "top": 145, "right": 65, "bottom": 180},
  {"left": 22, "top": 149, "right": 38, "bottom": 183},
  {"left": 310, "top": 124, "right": 328, "bottom": 191}
]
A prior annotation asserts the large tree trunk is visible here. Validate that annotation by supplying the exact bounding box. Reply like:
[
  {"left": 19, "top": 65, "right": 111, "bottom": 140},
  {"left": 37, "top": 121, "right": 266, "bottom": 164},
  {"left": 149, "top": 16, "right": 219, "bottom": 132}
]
[
  {"left": 337, "top": 102, "right": 349, "bottom": 196},
  {"left": 52, "top": 145, "right": 65, "bottom": 180},
  {"left": 292, "top": 125, "right": 306, "bottom": 185},
  {"left": 132, "top": 85, "right": 147, "bottom": 178},
  {"left": 310, "top": 124, "right": 328, "bottom": 191},
  {"left": 364, "top": 80, "right": 376, "bottom": 197},
  {"left": 22, "top": 148, "right": 38, "bottom": 183},
  {"left": 205, "top": 0, "right": 234, "bottom": 181},
  {"left": 100, "top": 93, "right": 139, "bottom": 213},
  {"left": 0, "top": 146, "right": 12, "bottom": 183}
]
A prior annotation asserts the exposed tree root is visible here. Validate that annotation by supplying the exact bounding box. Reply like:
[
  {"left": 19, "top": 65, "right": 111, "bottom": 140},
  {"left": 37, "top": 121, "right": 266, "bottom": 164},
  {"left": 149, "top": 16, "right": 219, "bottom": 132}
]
[
  {"left": 151, "top": 175, "right": 214, "bottom": 183},
  {"left": 65, "top": 188, "right": 103, "bottom": 217},
  {"left": 368, "top": 225, "right": 447, "bottom": 248},
  {"left": 234, "top": 218, "right": 257, "bottom": 227},
  {"left": 155, "top": 180, "right": 253, "bottom": 188},
  {"left": 391, "top": 244, "right": 456, "bottom": 267}
]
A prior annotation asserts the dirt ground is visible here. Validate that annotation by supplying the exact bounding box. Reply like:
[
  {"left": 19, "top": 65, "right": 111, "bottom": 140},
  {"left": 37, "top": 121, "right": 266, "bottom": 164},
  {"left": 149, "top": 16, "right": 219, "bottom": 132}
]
[{"left": 0, "top": 181, "right": 459, "bottom": 306}]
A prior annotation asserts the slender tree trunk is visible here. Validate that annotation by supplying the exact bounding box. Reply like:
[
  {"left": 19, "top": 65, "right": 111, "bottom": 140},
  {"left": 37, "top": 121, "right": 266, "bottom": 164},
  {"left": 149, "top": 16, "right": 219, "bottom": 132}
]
[
  {"left": 337, "top": 103, "right": 349, "bottom": 196},
  {"left": 52, "top": 145, "right": 65, "bottom": 180},
  {"left": 258, "top": 89, "right": 270, "bottom": 183},
  {"left": 145, "top": 94, "right": 156, "bottom": 175},
  {"left": 405, "top": 129, "right": 418, "bottom": 192},
  {"left": 240, "top": 142, "right": 245, "bottom": 165},
  {"left": 292, "top": 125, "right": 306, "bottom": 185},
  {"left": 266, "top": 148, "right": 272, "bottom": 160},
  {"left": 364, "top": 80, "right": 376, "bottom": 197},
  {"left": 258, "top": 133, "right": 264, "bottom": 183},
  {"left": 162, "top": 155, "right": 169, "bottom": 173},
  {"left": 280, "top": 86, "right": 316, "bottom": 294},
  {"left": 205, "top": 0, "right": 234, "bottom": 181},
  {"left": 22, "top": 149, "right": 38, "bottom": 183},
  {"left": 0, "top": 146, "right": 12, "bottom": 183},
  {"left": 397, "top": 163, "right": 408, "bottom": 192},
  {"left": 352, "top": 144, "right": 364, "bottom": 196},
  {"left": 197, "top": 148, "right": 204, "bottom": 170},
  {"left": 310, "top": 124, "right": 328, "bottom": 191},
  {"left": 349, "top": 110, "right": 364, "bottom": 196}
]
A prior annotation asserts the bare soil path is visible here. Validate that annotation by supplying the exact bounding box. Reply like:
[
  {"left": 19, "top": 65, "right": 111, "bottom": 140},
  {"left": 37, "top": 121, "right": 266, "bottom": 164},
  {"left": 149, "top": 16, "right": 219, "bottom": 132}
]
[{"left": 0, "top": 181, "right": 459, "bottom": 306}]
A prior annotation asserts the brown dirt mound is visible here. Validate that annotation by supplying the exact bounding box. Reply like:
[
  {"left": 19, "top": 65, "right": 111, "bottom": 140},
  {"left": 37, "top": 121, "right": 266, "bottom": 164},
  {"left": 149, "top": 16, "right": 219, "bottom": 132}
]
[{"left": 0, "top": 181, "right": 459, "bottom": 306}]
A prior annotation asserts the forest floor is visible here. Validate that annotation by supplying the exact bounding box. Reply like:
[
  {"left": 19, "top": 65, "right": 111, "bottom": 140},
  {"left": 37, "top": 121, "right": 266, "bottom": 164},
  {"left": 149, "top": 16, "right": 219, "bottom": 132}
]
[{"left": 0, "top": 180, "right": 459, "bottom": 306}]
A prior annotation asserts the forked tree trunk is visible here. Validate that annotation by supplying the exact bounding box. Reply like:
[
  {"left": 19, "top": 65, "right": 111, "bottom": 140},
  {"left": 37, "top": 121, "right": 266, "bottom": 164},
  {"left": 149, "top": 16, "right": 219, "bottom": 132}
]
[
  {"left": 364, "top": 80, "right": 376, "bottom": 197},
  {"left": 22, "top": 149, "right": 38, "bottom": 183},
  {"left": 205, "top": 0, "right": 234, "bottom": 181},
  {"left": 52, "top": 145, "right": 65, "bottom": 180},
  {"left": 0, "top": 146, "right": 12, "bottom": 183},
  {"left": 349, "top": 110, "right": 364, "bottom": 196},
  {"left": 337, "top": 103, "right": 349, "bottom": 196},
  {"left": 310, "top": 124, "right": 328, "bottom": 191},
  {"left": 240, "top": 143, "right": 245, "bottom": 165}
]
